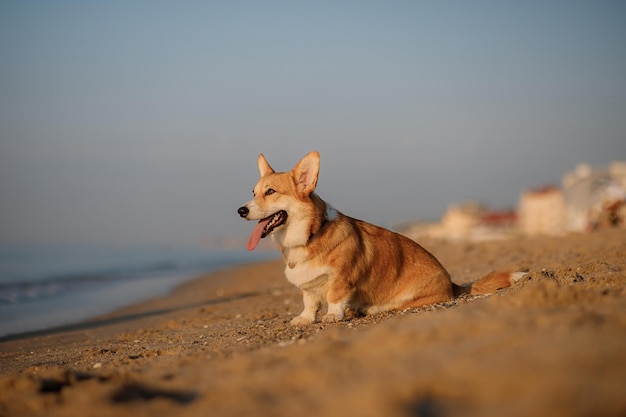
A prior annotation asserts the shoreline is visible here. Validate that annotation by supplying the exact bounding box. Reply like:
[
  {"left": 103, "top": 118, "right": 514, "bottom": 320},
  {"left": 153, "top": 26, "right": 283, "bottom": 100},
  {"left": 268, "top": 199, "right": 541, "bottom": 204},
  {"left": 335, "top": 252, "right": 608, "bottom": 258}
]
[
  {"left": 1, "top": 230, "right": 625, "bottom": 417},
  {"left": 0, "top": 258, "right": 282, "bottom": 345},
  {"left": 0, "top": 272, "right": 208, "bottom": 340},
  {"left": 0, "top": 248, "right": 280, "bottom": 339}
]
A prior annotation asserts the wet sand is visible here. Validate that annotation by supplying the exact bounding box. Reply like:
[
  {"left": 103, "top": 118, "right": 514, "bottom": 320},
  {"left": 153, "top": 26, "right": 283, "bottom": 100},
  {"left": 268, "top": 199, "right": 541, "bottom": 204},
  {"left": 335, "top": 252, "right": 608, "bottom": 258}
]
[{"left": 1, "top": 229, "right": 625, "bottom": 417}]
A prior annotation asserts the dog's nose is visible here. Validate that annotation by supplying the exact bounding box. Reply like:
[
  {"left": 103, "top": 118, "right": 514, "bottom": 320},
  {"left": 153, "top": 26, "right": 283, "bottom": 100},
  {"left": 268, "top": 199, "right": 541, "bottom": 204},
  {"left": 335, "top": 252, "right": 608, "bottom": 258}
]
[{"left": 237, "top": 206, "right": 249, "bottom": 218}]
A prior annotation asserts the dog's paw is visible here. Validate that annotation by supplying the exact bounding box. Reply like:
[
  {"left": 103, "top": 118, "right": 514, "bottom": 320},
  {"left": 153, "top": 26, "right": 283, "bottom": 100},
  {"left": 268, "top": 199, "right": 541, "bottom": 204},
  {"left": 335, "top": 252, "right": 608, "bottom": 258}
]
[
  {"left": 321, "top": 313, "right": 342, "bottom": 323},
  {"left": 290, "top": 315, "right": 315, "bottom": 326}
]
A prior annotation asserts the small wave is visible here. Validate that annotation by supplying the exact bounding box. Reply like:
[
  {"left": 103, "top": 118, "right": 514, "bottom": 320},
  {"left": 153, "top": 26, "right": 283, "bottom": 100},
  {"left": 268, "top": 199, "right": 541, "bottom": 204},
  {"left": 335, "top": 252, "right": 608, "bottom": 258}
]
[
  {"left": 0, "top": 274, "right": 109, "bottom": 304},
  {"left": 0, "top": 246, "right": 277, "bottom": 306}
]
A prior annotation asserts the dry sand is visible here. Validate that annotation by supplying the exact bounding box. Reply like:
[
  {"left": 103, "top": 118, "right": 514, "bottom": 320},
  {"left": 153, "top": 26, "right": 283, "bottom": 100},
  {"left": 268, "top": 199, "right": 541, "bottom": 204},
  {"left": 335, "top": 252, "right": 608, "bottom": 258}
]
[{"left": 1, "top": 229, "right": 625, "bottom": 417}]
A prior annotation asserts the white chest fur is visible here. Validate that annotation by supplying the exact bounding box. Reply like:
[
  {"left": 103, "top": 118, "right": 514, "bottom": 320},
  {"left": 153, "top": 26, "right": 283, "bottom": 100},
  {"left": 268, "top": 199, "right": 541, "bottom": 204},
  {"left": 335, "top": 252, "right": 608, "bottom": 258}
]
[
  {"left": 282, "top": 204, "right": 338, "bottom": 289},
  {"left": 285, "top": 262, "right": 332, "bottom": 288},
  {"left": 283, "top": 246, "right": 332, "bottom": 288}
]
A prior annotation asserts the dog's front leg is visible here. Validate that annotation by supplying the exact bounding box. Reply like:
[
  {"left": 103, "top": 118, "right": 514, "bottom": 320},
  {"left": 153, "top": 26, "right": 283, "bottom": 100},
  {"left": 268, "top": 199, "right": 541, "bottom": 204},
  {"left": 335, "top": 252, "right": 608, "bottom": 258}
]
[
  {"left": 321, "top": 282, "right": 352, "bottom": 323},
  {"left": 322, "top": 300, "right": 348, "bottom": 323},
  {"left": 290, "top": 289, "right": 322, "bottom": 326}
]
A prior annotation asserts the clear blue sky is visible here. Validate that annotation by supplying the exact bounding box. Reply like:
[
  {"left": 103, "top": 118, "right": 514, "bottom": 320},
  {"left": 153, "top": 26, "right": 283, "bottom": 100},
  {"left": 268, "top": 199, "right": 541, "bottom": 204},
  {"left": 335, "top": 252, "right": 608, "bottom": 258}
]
[{"left": 1, "top": 1, "right": 625, "bottom": 246}]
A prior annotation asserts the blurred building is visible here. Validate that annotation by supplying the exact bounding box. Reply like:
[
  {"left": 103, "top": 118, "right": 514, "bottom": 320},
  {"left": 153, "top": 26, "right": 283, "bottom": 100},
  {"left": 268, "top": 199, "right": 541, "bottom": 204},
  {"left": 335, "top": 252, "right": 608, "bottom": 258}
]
[
  {"left": 403, "top": 202, "right": 516, "bottom": 242},
  {"left": 562, "top": 162, "right": 626, "bottom": 231},
  {"left": 518, "top": 186, "right": 566, "bottom": 236},
  {"left": 403, "top": 161, "right": 626, "bottom": 242}
]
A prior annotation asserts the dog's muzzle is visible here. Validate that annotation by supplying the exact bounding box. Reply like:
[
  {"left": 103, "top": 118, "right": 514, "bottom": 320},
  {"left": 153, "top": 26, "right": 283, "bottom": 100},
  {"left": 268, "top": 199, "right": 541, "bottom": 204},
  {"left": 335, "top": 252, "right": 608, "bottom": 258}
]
[{"left": 237, "top": 206, "right": 249, "bottom": 218}]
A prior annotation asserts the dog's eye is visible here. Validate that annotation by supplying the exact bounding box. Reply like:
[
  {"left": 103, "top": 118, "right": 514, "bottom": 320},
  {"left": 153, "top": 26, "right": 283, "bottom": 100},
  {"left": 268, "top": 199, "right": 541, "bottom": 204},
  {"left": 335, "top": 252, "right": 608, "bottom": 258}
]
[{"left": 265, "top": 188, "right": 275, "bottom": 196}]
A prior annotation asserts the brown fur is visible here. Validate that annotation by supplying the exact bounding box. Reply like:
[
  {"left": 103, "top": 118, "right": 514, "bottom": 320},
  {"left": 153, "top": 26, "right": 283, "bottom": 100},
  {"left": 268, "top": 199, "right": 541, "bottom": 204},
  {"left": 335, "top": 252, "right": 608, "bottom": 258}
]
[{"left": 239, "top": 151, "right": 517, "bottom": 325}]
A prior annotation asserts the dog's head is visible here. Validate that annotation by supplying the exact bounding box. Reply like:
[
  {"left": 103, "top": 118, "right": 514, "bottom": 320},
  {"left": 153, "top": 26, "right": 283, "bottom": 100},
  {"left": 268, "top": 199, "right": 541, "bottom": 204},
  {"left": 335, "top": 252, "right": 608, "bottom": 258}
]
[{"left": 238, "top": 151, "right": 320, "bottom": 251}]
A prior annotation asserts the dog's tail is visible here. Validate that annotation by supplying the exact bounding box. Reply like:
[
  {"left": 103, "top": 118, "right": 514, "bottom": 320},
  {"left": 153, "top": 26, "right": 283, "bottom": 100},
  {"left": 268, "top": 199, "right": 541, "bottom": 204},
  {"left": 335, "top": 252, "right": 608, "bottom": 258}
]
[{"left": 453, "top": 271, "right": 526, "bottom": 297}]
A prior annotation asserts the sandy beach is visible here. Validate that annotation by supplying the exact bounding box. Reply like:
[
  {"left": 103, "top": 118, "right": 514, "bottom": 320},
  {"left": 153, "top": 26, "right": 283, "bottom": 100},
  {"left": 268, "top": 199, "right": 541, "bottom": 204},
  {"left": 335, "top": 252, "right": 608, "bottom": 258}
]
[{"left": 0, "top": 228, "right": 625, "bottom": 417}]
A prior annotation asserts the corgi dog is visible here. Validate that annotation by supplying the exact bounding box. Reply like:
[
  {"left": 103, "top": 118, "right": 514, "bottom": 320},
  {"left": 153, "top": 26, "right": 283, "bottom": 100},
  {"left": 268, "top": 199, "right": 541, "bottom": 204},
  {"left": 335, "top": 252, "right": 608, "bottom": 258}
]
[{"left": 238, "top": 151, "right": 522, "bottom": 325}]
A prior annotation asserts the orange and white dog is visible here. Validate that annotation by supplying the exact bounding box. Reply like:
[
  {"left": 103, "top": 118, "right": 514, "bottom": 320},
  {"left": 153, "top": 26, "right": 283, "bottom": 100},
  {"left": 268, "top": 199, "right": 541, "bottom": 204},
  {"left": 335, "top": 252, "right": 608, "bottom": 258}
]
[{"left": 238, "top": 151, "right": 522, "bottom": 325}]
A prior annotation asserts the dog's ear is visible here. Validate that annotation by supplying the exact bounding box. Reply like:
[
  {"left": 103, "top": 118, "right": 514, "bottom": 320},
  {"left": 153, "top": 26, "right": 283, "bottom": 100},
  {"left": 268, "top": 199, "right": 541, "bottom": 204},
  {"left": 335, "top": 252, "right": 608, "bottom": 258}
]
[
  {"left": 257, "top": 153, "right": 275, "bottom": 177},
  {"left": 291, "top": 151, "right": 320, "bottom": 197}
]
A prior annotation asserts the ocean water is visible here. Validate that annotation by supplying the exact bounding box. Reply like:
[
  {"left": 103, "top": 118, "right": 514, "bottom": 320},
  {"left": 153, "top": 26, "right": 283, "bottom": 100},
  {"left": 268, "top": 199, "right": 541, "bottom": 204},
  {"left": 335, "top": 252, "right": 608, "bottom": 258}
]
[{"left": 0, "top": 245, "right": 276, "bottom": 338}]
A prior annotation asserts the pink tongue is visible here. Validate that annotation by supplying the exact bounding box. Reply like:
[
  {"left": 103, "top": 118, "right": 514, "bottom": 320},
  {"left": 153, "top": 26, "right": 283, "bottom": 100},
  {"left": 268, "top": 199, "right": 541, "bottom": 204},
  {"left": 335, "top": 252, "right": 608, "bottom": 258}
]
[{"left": 247, "top": 217, "right": 272, "bottom": 251}]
